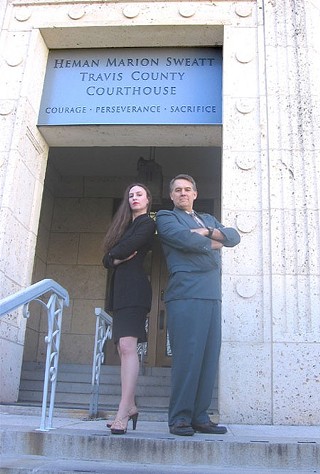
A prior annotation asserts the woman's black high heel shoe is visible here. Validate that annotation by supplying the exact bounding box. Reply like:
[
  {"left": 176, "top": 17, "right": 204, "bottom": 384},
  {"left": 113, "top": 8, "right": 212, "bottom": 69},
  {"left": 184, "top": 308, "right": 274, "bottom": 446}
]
[{"left": 129, "top": 412, "right": 138, "bottom": 431}]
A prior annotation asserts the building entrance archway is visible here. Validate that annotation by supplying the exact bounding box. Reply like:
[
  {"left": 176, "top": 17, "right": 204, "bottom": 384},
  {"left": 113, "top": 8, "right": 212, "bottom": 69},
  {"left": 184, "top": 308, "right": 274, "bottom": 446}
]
[{"left": 23, "top": 145, "right": 221, "bottom": 371}]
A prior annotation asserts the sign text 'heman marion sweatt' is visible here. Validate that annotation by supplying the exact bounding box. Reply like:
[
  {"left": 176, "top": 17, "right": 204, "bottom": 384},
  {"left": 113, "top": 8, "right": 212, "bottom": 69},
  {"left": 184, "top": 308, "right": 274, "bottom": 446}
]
[{"left": 38, "top": 47, "right": 222, "bottom": 126}]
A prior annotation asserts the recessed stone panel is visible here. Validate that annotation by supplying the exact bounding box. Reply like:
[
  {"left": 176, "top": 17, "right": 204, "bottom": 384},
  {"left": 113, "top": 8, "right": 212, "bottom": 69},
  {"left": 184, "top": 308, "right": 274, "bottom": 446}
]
[
  {"left": 31, "top": 255, "right": 47, "bottom": 288},
  {"left": 23, "top": 327, "right": 39, "bottom": 361},
  {"left": 0, "top": 208, "right": 37, "bottom": 286},
  {"left": 0, "top": 341, "right": 24, "bottom": 402},
  {"left": 52, "top": 198, "right": 112, "bottom": 233},
  {"left": 223, "top": 27, "right": 259, "bottom": 98},
  {"left": 71, "top": 298, "right": 105, "bottom": 335},
  {"left": 224, "top": 233, "right": 262, "bottom": 277},
  {"left": 47, "top": 233, "right": 80, "bottom": 264},
  {"left": 38, "top": 188, "right": 54, "bottom": 231},
  {"left": 60, "top": 334, "right": 96, "bottom": 364},
  {"left": 2, "top": 151, "right": 37, "bottom": 230},
  {"left": 219, "top": 342, "right": 272, "bottom": 424},
  {"left": 222, "top": 278, "right": 266, "bottom": 343},
  {"left": 269, "top": 209, "right": 318, "bottom": 275},
  {"left": 273, "top": 343, "right": 320, "bottom": 424},
  {"left": 223, "top": 97, "right": 260, "bottom": 152},
  {"left": 78, "top": 233, "right": 105, "bottom": 265},
  {"left": 272, "top": 275, "right": 320, "bottom": 343},
  {"left": 46, "top": 264, "right": 106, "bottom": 300},
  {"left": 223, "top": 168, "right": 261, "bottom": 210}
]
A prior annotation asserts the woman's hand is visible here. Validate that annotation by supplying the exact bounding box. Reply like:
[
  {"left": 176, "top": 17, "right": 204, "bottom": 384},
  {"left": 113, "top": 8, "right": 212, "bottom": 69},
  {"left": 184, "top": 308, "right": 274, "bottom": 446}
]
[{"left": 113, "top": 251, "right": 137, "bottom": 266}]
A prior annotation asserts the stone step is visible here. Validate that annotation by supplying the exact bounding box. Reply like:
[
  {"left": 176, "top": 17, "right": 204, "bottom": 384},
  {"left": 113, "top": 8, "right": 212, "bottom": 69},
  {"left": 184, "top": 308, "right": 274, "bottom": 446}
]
[
  {"left": 0, "top": 455, "right": 314, "bottom": 474},
  {"left": 17, "top": 392, "right": 172, "bottom": 412},
  {"left": 18, "top": 362, "right": 217, "bottom": 411},
  {"left": 19, "top": 379, "right": 172, "bottom": 396},
  {"left": 0, "top": 423, "right": 317, "bottom": 473},
  {"left": 20, "top": 362, "right": 172, "bottom": 387},
  {"left": 21, "top": 362, "right": 172, "bottom": 377}
]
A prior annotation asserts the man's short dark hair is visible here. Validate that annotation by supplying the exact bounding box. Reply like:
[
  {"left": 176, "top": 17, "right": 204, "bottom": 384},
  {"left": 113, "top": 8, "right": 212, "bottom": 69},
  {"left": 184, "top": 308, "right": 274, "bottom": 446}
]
[{"left": 169, "top": 174, "right": 197, "bottom": 193}]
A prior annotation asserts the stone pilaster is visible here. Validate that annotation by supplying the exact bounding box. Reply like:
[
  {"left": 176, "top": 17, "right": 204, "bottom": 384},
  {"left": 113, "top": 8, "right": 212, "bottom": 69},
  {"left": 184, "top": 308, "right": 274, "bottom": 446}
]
[
  {"left": 220, "top": 0, "right": 320, "bottom": 425},
  {"left": 263, "top": 0, "right": 320, "bottom": 425},
  {"left": 219, "top": 0, "right": 273, "bottom": 424},
  {"left": 0, "top": 16, "right": 49, "bottom": 401}
]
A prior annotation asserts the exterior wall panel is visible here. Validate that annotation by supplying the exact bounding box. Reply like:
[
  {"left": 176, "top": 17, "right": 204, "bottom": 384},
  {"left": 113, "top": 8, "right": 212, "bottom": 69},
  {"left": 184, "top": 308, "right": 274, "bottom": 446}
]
[{"left": 0, "top": 0, "right": 319, "bottom": 425}]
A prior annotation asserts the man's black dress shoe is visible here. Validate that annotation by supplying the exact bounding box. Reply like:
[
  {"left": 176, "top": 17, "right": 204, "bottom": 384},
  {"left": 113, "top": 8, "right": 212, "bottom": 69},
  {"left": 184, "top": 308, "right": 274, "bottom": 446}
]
[
  {"left": 169, "top": 420, "right": 195, "bottom": 436},
  {"left": 192, "top": 421, "right": 227, "bottom": 434}
]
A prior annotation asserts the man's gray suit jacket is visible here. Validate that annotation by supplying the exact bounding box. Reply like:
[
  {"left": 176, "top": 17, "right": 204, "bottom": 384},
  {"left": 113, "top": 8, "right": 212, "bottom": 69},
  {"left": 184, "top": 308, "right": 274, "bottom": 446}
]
[{"left": 156, "top": 207, "right": 240, "bottom": 302}]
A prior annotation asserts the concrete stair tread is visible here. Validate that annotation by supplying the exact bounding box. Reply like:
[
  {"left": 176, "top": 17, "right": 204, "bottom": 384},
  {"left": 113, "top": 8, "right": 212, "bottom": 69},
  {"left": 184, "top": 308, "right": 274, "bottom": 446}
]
[
  {"left": 1, "top": 406, "right": 319, "bottom": 473},
  {"left": 18, "top": 362, "right": 218, "bottom": 412},
  {"left": 0, "top": 454, "right": 315, "bottom": 474},
  {"left": 21, "top": 362, "right": 171, "bottom": 375},
  {"left": 0, "top": 419, "right": 318, "bottom": 472}
]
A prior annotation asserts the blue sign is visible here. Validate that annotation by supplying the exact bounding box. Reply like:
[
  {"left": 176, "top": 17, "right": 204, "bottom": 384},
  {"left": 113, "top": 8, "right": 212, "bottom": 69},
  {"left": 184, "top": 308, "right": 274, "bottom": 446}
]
[{"left": 38, "top": 47, "right": 222, "bottom": 126}]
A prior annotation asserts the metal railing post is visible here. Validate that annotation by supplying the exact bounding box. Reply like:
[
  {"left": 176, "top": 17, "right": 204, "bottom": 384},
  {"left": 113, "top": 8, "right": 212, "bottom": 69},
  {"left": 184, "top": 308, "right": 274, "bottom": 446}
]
[
  {"left": 0, "top": 279, "right": 69, "bottom": 431},
  {"left": 89, "top": 308, "right": 113, "bottom": 418},
  {"left": 31, "top": 293, "right": 63, "bottom": 431}
]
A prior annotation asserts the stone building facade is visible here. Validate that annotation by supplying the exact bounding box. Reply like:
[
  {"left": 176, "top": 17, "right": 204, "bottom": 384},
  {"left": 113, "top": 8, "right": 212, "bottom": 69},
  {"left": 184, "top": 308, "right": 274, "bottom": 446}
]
[{"left": 0, "top": 0, "right": 319, "bottom": 425}]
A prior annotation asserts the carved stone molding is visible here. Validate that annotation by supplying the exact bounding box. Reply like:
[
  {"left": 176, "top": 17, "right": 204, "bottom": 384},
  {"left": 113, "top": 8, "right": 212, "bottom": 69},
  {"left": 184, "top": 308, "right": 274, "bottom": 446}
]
[
  {"left": 68, "top": 6, "right": 86, "bottom": 20},
  {"left": 236, "top": 277, "right": 257, "bottom": 298},
  {"left": 122, "top": 5, "right": 140, "bottom": 19},
  {"left": 14, "top": 7, "right": 32, "bottom": 22},
  {"left": 179, "top": 5, "right": 196, "bottom": 18},
  {"left": 235, "top": 4, "right": 253, "bottom": 18}
]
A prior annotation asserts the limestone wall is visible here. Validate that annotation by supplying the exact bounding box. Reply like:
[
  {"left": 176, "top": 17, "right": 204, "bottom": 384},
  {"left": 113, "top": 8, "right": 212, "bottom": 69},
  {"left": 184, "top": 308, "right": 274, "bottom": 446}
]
[
  {"left": 219, "top": 0, "right": 320, "bottom": 425},
  {"left": 0, "top": 0, "right": 319, "bottom": 424},
  {"left": 0, "top": 18, "right": 49, "bottom": 402}
]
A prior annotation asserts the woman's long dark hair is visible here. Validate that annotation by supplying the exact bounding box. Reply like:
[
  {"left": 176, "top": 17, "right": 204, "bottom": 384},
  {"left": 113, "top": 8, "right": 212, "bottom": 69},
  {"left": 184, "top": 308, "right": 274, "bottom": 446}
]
[{"left": 103, "top": 182, "right": 152, "bottom": 254}]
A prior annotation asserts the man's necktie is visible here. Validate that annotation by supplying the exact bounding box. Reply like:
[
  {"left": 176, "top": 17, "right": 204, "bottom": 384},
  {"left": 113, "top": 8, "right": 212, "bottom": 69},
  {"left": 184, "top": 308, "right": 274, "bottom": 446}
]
[{"left": 190, "top": 211, "right": 206, "bottom": 228}]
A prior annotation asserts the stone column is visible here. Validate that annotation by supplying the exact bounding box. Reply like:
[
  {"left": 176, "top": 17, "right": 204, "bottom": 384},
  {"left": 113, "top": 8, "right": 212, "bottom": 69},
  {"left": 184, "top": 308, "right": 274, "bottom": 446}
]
[
  {"left": 0, "top": 9, "right": 49, "bottom": 401},
  {"left": 263, "top": 0, "right": 320, "bottom": 425},
  {"left": 219, "top": 0, "right": 320, "bottom": 425},
  {"left": 219, "top": 1, "right": 273, "bottom": 424}
]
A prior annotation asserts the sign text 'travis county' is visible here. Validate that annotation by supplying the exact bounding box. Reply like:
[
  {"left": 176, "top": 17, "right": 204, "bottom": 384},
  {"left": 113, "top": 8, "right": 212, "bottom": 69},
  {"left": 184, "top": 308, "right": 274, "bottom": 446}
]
[{"left": 38, "top": 48, "right": 222, "bottom": 126}]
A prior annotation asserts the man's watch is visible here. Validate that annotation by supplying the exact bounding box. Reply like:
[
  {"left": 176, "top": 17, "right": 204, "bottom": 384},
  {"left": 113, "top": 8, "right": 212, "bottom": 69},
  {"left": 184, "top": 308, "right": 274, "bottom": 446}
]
[{"left": 206, "top": 227, "right": 214, "bottom": 239}]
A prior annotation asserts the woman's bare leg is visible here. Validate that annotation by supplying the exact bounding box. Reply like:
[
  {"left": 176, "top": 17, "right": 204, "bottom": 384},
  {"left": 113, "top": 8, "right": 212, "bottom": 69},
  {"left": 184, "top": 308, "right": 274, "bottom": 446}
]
[{"left": 112, "top": 336, "right": 139, "bottom": 427}]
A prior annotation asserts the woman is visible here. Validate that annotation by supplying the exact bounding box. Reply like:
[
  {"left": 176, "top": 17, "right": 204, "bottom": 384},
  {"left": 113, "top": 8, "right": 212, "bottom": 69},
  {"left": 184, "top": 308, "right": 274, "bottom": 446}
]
[{"left": 102, "top": 183, "right": 155, "bottom": 435}]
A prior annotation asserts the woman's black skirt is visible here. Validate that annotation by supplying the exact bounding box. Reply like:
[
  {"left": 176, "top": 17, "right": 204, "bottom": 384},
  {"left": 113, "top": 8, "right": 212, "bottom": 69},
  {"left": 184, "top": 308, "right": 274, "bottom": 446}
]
[{"left": 112, "top": 306, "right": 148, "bottom": 344}]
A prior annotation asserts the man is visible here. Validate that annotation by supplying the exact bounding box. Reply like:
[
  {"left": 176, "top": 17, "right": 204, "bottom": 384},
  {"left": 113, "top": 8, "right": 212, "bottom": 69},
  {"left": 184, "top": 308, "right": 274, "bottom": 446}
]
[{"left": 156, "top": 174, "right": 240, "bottom": 436}]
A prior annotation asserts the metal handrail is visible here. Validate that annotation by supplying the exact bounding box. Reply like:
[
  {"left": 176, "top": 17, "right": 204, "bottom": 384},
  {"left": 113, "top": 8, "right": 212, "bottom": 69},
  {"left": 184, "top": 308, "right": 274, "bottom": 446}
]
[
  {"left": 89, "top": 307, "right": 113, "bottom": 418},
  {"left": 0, "top": 279, "right": 69, "bottom": 316},
  {"left": 0, "top": 279, "right": 69, "bottom": 431}
]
